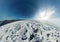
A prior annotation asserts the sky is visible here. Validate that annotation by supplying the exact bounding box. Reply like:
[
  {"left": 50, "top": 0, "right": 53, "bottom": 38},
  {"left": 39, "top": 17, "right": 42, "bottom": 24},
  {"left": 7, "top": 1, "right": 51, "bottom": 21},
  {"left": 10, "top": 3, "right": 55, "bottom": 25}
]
[
  {"left": 0, "top": 0, "right": 60, "bottom": 27},
  {"left": 0, "top": 0, "right": 41, "bottom": 20}
]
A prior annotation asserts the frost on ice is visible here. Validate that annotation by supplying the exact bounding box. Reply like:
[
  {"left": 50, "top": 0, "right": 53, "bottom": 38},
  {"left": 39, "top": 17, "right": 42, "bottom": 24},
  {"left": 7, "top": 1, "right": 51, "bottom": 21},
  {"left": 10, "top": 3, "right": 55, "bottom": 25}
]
[{"left": 0, "top": 20, "right": 60, "bottom": 42}]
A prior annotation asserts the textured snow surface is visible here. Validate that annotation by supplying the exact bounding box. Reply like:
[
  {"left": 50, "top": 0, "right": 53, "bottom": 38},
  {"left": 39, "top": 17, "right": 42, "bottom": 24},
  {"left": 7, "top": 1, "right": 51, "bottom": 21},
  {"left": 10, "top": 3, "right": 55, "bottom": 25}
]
[{"left": 0, "top": 20, "right": 60, "bottom": 42}]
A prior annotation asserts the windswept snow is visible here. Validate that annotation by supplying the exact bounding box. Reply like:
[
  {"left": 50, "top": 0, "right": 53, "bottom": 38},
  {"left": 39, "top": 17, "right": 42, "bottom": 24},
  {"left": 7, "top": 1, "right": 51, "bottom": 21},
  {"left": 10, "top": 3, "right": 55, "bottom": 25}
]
[{"left": 0, "top": 20, "right": 60, "bottom": 42}]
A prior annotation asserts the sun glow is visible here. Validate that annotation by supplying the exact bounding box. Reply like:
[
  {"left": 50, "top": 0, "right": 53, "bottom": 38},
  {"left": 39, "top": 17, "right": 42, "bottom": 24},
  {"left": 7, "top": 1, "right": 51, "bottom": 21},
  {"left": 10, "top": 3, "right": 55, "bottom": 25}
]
[{"left": 34, "top": 7, "right": 55, "bottom": 21}]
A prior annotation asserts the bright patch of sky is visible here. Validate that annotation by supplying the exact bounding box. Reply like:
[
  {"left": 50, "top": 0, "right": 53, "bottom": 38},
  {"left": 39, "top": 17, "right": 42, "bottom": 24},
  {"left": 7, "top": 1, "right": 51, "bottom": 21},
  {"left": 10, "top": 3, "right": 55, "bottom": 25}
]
[{"left": 33, "top": 0, "right": 60, "bottom": 27}]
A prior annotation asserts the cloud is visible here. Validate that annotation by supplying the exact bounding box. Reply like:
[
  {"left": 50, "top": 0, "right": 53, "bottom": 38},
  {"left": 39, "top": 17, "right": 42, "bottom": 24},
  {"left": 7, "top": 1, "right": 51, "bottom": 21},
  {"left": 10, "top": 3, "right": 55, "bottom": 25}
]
[{"left": 34, "top": 7, "right": 56, "bottom": 21}]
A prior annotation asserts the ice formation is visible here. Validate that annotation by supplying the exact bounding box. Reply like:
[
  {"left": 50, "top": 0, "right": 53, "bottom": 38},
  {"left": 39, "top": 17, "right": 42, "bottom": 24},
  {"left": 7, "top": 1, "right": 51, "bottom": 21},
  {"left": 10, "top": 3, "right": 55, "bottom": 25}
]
[{"left": 0, "top": 20, "right": 60, "bottom": 42}]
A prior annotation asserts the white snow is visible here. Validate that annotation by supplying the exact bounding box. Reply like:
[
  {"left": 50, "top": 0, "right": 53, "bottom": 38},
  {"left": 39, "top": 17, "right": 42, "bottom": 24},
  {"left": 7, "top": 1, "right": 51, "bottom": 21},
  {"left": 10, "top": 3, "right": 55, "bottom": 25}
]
[{"left": 0, "top": 20, "right": 60, "bottom": 42}]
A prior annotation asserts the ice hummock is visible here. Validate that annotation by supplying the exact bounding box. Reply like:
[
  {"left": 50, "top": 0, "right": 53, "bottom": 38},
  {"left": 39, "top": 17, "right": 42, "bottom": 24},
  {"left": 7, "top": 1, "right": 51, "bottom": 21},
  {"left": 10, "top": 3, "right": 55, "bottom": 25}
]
[{"left": 0, "top": 20, "right": 60, "bottom": 42}]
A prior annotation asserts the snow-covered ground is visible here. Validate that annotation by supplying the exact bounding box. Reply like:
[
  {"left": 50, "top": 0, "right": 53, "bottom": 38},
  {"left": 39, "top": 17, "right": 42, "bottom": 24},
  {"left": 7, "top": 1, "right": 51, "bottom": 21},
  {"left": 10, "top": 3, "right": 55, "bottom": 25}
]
[{"left": 0, "top": 20, "right": 60, "bottom": 42}]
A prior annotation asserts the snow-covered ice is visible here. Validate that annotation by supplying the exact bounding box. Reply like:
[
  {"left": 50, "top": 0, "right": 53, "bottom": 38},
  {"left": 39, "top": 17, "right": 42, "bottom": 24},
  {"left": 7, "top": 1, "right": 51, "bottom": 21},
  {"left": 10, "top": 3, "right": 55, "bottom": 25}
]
[{"left": 0, "top": 20, "right": 60, "bottom": 42}]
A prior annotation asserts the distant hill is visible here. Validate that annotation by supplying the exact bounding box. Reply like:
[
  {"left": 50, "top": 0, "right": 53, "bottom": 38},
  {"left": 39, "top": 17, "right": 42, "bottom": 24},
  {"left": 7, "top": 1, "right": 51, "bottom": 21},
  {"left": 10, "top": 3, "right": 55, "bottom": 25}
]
[{"left": 0, "top": 19, "right": 25, "bottom": 26}]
